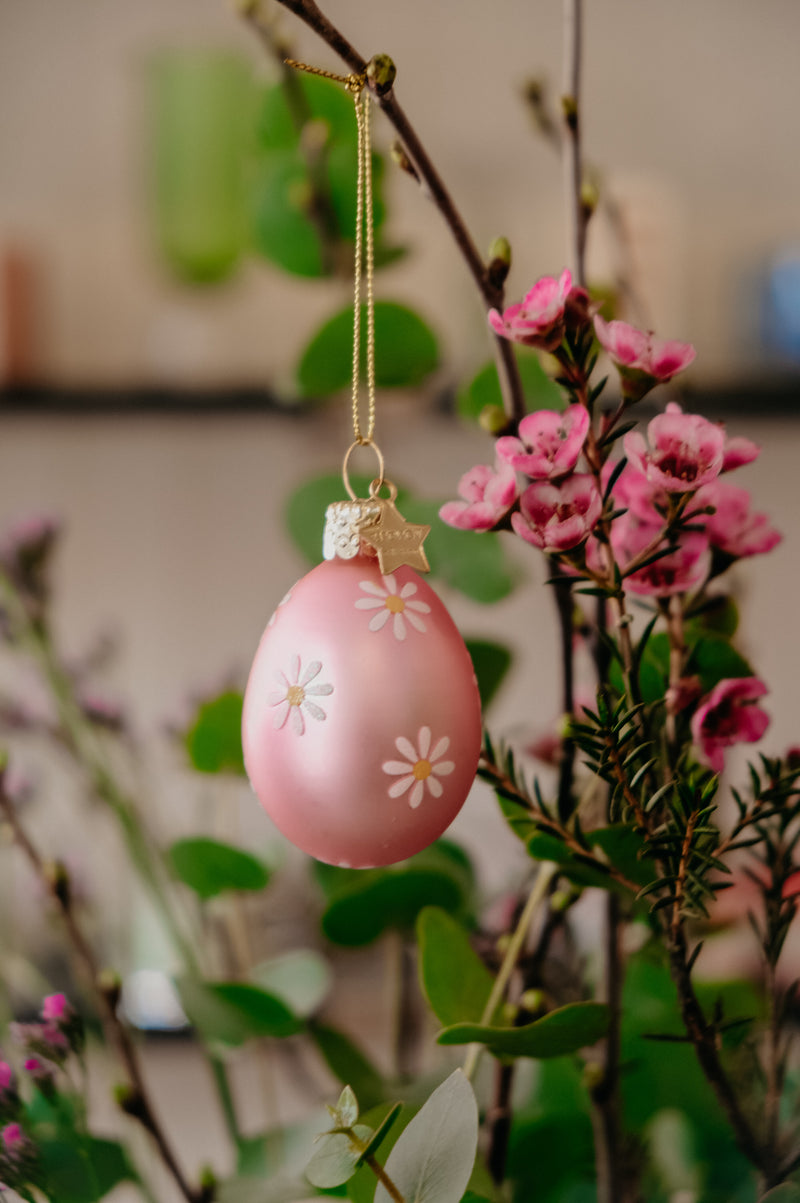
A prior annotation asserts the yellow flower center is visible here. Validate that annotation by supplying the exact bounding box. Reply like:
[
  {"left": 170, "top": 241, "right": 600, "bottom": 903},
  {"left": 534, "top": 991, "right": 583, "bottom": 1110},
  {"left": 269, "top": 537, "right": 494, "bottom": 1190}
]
[
  {"left": 385, "top": 594, "right": 406, "bottom": 614},
  {"left": 413, "top": 759, "right": 432, "bottom": 781},
  {"left": 287, "top": 685, "right": 305, "bottom": 707}
]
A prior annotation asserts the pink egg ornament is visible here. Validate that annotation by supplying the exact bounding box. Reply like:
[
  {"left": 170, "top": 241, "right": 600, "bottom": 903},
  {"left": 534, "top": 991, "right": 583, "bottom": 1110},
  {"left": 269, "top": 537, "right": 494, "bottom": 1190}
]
[{"left": 242, "top": 556, "right": 482, "bottom": 867}]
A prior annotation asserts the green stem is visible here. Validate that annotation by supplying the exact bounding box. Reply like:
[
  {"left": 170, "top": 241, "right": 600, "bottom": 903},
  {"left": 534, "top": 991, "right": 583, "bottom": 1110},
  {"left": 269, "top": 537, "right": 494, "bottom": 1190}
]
[{"left": 463, "top": 862, "right": 557, "bottom": 1081}]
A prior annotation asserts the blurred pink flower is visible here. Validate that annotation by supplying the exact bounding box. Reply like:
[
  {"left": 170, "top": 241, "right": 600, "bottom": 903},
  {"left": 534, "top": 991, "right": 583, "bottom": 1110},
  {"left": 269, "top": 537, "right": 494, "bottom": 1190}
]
[
  {"left": 1, "top": 1122, "right": 26, "bottom": 1155},
  {"left": 591, "top": 512, "right": 711, "bottom": 597},
  {"left": 0, "top": 1064, "right": 12, "bottom": 1094},
  {"left": 488, "top": 268, "right": 572, "bottom": 351},
  {"left": 511, "top": 474, "right": 602, "bottom": 552},
  {"left": 496, "top": 404, "right": 590, "bottom": 480},
  {"left": 722, "top": 435, "right": 760, "bottom": 472},
  {"left": 694, "top": 480, "right": 782, "bottom": 559},
  {"left": 691, "top": 677, "right": 770, "bottom": 773},
  {"left": 41, "top": 994, "right": 68, "bottom": 1024},
  {"left": 603, "top": 458, "right": 666, "bottom": 522},
  {"left": 594, "top": 315, "right": 695, "bottom": 400},
  {"left": 624, "top": 403, "right": 725, "bottom": 493},
  {"left": 439, "top": 458, "right": 518, "bottom": 531}
]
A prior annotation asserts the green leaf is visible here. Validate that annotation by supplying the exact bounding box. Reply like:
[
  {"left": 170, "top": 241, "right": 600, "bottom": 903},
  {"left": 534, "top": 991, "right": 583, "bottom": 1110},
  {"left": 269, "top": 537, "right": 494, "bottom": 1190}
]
[
  {"left": 168, "top": 837, "right": 269, "bottom": 900},
  {"left": 177, "top": 977, "right": 302, "bottom": 1046},
  {"left": 375, "top": 1070, "right": 478, "bottom": 1203},
  {"left": 437, "top": 1001, "right": 610, "bottom": 1058},
  {"left": 306, "top": 1125, "right": 373, "bottom": 1189},
  {"left": 257, "top": 74, "right": 357, "bottom": 153},
  {"left": 284, "top": 470, "right": 518, "bottom": 604},
  {"left": 761, "top": 1188, "right": 800, "bottom": 1203},
  {"left": 318, "top": 841, "right": 475, "bottom": 947},
  {"left": 687, "top": 635, "right": 754, "bottom": 693},
  {"left": 250, "top": 151, "right": 327, "bottom": 277},
  {"left": 38, "top": 1137, "right": 134, "bottom": 1203},
  {"left": 356, "top": 1102, "right": 403, "bottom": 1165},
  {"left": 297, "top": 302, "right": 440, "bottom": 396},
  {"left": 686, "top": 595, "right": 739, "bottom": 640},
  {"left": 590, "top": 825, "right": 652, "bottom": 889},
  {"left": 184, "top": 689, "right": 246, "bottom": 775},
  {"left": 464, "top": 639, "right": 512, "bottom": 711},
  {"left": 309, "top": 1022, "right": 385, "bottom": 1111},
  {"left": 334, "top": 1085, "right": 360, "bottom": 1129},
  {"left": 403, "top": 497, "right": 518, "bottom": 603},
  {"left": 321, "top": 868, "right": 467, "bottom": 946},
  {"left": 417, "top": 907, "right": 496, "bottom": 1028},
  {"left": 457, "top": 349, "right": 563, "bottom": 422},
  {"left": 285, "top": 471, "right": 375, "bottom": 566},
  {"left": 251, "top": 949, "right": 332, "bottom": 1018}
]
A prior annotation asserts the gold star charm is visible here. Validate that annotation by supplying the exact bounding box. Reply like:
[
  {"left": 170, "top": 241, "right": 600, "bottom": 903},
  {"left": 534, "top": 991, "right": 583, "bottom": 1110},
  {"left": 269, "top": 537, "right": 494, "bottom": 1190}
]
[{"left": 360, "top": 499, "right": 431, "bottom": 574}]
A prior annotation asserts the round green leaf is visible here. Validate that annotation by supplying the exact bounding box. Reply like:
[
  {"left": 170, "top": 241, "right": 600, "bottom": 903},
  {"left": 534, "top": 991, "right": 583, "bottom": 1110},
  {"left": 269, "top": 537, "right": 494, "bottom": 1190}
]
[
  {"left": 321, "top": 868, "right": 464, "bottom": 946},
  {"left": 457, "top": 349, "right": 563, "bottom": 421},
  {"left": 305, "top": 1124, "right": 373, "bottom": 1189},
  {"left": 251, "top": 949, "right": 332, "bottom": 1017},
  {"left": 168, "top": 837, "right": 269, "bottom": 900},
  {"left": 296, "top": 302, "right": 440, "bottom": 397},
  {"left": 417, "top": 907, "right": 495, "bottom": 1028},
  {"left": 178, "top": 977, "right": 302, "bottom": 1046},
  {"left": 285, "top": 471, "right": 376, "bottom": 566},
  {"left": 687, "top": 635, "right": 753, "bottom": 693},
  {"left": 464, "top": 639, "right": 512, "bottom": 711},
  {"left": 437, "top": 1001, "right": 611, "bottom": 1058},
  {"left": 250, "top": 152, "right": 327, "bottom": 277},
  {"left": 257, "top": 74, "right": 357, "bottom": 153},
  {"left": 308, "top": 1022, "right": 385, "bottom": 1111},
  {"left": 404, "top": 497, "right": 518, "bottom": 604},
  {"left": 184, "top": 689, "right": 245, "bottom": 775}
]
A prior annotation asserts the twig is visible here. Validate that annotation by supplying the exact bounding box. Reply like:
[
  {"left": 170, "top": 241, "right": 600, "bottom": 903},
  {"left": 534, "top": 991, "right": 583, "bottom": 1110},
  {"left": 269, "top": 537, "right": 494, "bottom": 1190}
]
[
  {"left": 551, "top": 565, "right": 577, "bottom": 823},
  {"left": 260, "top": 0, "right": 526, "bottom": 421},
  {"left": 562, "top": 0, "right": 586, "bottom": 287},
  {"left": 588, "top": 892, "right": 624, "bottom": 1203},
  {"left": 0, "top": 782, "right": 206, "bottom": 1203}
]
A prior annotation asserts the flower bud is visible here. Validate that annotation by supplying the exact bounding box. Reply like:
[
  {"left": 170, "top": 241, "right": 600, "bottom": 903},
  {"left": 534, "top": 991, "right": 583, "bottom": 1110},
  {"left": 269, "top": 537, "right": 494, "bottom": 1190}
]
[
  {"left": 366, "top": 54, "right": 396, "bottom": 96},
  {"left": 520, "top": 988, "right": 545, "bottom": 1014},
  {"left": 390, "top": 140, "right": 419, "bottom": 181},
  {"left": 97, "top": 968, "right": 123, "bottom": 1013},
  {"left": 487, "top": 236, "right": 512, "bottom": 289},
  {"left": 478, "top": 405, "right": 511, "bottom": 436},
  {"left": 44, "top": 860, "right": 71, "bottom": 909}
]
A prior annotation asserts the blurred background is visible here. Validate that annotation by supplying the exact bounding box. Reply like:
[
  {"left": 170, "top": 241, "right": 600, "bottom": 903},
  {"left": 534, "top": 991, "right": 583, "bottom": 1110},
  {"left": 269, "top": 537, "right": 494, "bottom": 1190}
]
[{"left": 0, "top": 0, "right": 799, "bottom": 1194}]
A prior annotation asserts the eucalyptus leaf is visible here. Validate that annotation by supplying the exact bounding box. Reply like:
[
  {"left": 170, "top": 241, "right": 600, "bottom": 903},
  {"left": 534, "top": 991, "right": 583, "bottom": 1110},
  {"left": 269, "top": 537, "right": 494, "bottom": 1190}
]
[
  {"left": 37, "top": 1137, "right": 135, "bottom": 1203},
  {"left": 251, "top": 949, "right": 332, "bottom": 1018},
  {"left": 286, "top": 471, "right": 377, "bottom": 566},
  {"left": 308, "top": 1022, "right": 385, "bottom": 1111},
  {"left": 375, "top": 1070, "right": 478, "bottom": 1203},
  {"left": 168, "top": 837, "right": 269, "bottom": 900},
  {"left": 250, "top": 151, "right": 327, "bottom": 277},
  {"left": 403, "top": 497, "right": 518, "bottom": 603},
  {"left": 335, "top": 1085, "right": 360, "bottom": 1129},
  {"left": 464, "top": 639, "right": 512, "bottom": 711},
  {"left": 321, "top": 867, "right": 467, "bottom": 946},
  {"left": 184, "top": 689, "right": 245, "bottom": 775},
  {"left": 417, "top": 907, "right": 496, "bottom": 1027},
  {"left": 306, "top": 1124, "right": 373, "bottom": 1188},
  {"left": 457, "top": 349, "right": 563, "bottom": 422},
  {"left": 687, "top": 635, "right": 754, "bottom": 693},
  {"left": 437, "top": 1002, "right": 610, "bottom": 1058},
  {"left": 297, "top": 302, "right": 439, "bottom": 396},
  {"left": 761, "top": 1188, "right": 800, "bottom": 1202},
  {"left": 178, "top": 977, "right": 302, "bottom": 1047},
  {"left": 257, "top": 74, "right": 357, "bottom": 152}
]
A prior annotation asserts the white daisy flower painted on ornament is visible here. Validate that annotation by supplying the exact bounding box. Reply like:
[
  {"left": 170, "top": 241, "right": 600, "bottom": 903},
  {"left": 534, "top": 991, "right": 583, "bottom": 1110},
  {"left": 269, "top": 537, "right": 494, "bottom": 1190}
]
[
  {"left": 354, "top": 574, "right": 431, "bottom": 641},
  {"left": 382, "top": 726, "right": 455, "bottom": 809},
  {"left": 268, "top": 655, "right": 333, "bottom": 734}
]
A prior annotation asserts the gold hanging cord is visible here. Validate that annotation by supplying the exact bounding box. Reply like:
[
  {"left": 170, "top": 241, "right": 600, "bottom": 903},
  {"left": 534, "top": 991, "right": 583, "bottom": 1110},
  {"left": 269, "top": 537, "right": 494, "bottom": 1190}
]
[{"left": 284, "top": 59, "right": 377, "bottom": 451}]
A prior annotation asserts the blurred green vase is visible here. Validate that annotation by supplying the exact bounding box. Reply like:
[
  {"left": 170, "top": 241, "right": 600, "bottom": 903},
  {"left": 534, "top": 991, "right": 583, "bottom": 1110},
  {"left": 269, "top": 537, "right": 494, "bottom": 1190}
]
[{"left": 148, "top": 48, "right": 253, "bottom": 284}]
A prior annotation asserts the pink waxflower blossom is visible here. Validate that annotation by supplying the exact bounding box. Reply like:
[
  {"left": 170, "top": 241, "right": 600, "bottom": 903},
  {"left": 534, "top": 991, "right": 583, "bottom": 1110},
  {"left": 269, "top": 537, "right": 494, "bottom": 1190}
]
[
  {"left": 722, "top": 435, "right": 760, "bottom": 472},
  {"left": 693, "top": 480, "right": 782, "bottom": 559},
  {"left": 496, "top": 404, "right": 590, "bottom": 480},
  {"left": 594, "top": 315, "right": 695, "bottom": 401},
  {"left": 41, "top": 994, "right": 68, "bottom": 1024},
  {"left": 2, "top": 1122, "right": 26, "bottom": 1156},
  {"left": 691, "top": 677, "right": 770, "bottom": 773},
  {"left": 603, "top": 458, "right": 667, "bottom": 523},
  {"left": 439, "top": 458, "right": 518, "bottom": 531},
  {"left": 624, "top": 403, "right": 725, "bottom": 493},
  {"left": 488, "top": 268, "right": 573, "bottom": 351},
  {"left": 511, "top": 474, "right": 602, "bottom": 552},
  {"left": 589, "top": 512, "right": 711, "bottom": 597},
  {"left": 0, "top": 1065, "right": 12, "bottom": 1094}
]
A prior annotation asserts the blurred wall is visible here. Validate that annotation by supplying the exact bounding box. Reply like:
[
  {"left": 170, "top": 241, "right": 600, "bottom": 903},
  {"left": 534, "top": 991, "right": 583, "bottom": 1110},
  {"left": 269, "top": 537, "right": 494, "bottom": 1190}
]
[{"left": 1, "top": 0, "right": 800, "bottom": 385}]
